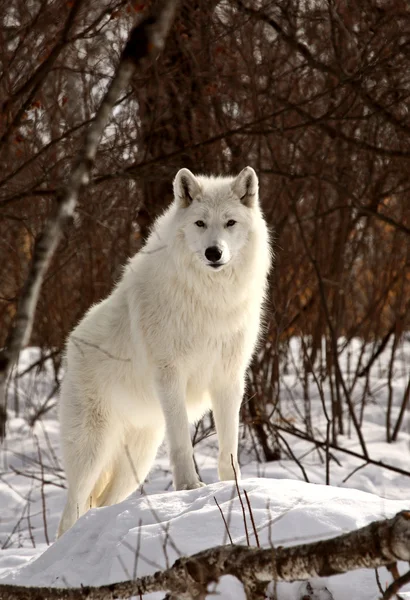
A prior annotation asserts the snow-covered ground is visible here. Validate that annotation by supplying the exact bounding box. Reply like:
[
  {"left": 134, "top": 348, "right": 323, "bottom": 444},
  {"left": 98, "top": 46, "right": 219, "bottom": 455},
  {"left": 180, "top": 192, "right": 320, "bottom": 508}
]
[{"left": 0, "top": 343, "right": 409, "bottom": 599}]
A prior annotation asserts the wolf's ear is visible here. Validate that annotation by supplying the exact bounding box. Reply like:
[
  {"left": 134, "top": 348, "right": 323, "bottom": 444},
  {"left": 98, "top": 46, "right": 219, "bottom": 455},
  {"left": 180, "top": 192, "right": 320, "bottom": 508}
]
[
  {"left": 231, "top": 166, "right": 259, "bottom": 208},
  {"left": 173, "top": 168, "right": 201, "bottom": 208}
]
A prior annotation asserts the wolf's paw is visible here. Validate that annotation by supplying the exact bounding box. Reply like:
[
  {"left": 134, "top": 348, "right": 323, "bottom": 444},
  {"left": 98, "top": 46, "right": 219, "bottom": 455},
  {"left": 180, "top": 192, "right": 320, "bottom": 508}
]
[{"left": 175, "top": 480, "right": 206, "bottom": 491}]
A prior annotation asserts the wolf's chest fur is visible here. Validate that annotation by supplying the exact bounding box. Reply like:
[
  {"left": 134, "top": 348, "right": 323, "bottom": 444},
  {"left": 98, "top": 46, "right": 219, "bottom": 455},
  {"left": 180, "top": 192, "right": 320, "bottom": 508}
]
[{"left": 136, "top": 267, "right": 251, "bottom": 357}]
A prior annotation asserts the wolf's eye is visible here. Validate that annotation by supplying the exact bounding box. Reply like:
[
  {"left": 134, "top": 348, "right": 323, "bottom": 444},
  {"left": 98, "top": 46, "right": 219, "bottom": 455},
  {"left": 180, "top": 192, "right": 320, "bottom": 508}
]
[
  {"left": 195, "top": 220, "right": 206, "bottom": 228},
  {"left": 226, "top": 219, "right": 236, "bottom": 227}
]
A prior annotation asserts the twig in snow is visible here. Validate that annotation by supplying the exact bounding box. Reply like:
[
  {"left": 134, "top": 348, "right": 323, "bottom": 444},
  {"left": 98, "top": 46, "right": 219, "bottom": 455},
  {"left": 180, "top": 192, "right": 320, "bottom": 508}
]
[
  {"left": 276, "top": 430, "right": 310, "bottom": 483},
  {"left": 133, "top": 518, "right": 143, "bottom": 581},
  {"left": 123, "top": 444, "right": 183, "bottom": 557},
  {"left": 121, "top": 539, "right": 163, "bottom": 572},
  {"left": 1, "top": 501, "right": 29, "bottom": 550},
  {"left": 26, "top": 478, "right": 36, "bottom": 548},
  {"left": 10, "top": 467, "right": 66, "bottom": 489},
  {"left": 35, "top": 436, "right": 49, "bottom": 545},
  {"left": 243, "top": 489, "right": 260, "bottom": 548},
  {"left": 341, "top": 462, "right": 368, "bottom": 484},
  {"left": 231, "top": 454, "right": 250, "bottom": 546},
  {"left": 214, "top": 496, "right": 233, "bottom": 546},
  {"left": 275, "top": 423, "right": 410, "bottom": 479},
  {"left": 116, "top": 554, "right": 131, "bottom": 580},
  {"left": 374, "top": 568, "right": 385, "bottom": 596}
]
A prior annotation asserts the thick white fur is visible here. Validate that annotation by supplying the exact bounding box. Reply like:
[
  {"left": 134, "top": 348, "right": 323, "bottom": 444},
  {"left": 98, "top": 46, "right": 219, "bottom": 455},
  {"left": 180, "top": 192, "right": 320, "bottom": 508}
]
[{"left": 57, "top": 166, "right": 271, "bottom": 537}]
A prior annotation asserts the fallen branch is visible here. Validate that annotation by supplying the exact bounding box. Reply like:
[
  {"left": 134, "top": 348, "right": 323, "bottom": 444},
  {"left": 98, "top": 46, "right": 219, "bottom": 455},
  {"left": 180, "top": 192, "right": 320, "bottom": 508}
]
[
  {"left": 1, "top": 511, "right": 410, "bottom": 599},
  {"left": 0, "top": 0, "right": 180, "bottom": 439}
]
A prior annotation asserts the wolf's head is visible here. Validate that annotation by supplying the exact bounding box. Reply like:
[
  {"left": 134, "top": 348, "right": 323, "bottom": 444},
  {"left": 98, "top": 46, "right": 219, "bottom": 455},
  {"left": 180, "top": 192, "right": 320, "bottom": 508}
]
[{"left": 173, "top": 166, "right": 261, "bottom": 272}]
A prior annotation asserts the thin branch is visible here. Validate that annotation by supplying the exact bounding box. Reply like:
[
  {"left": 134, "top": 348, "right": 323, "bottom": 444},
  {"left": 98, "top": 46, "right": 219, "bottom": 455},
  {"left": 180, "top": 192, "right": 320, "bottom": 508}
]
[
  {"left": 382, "top": 569, "right": 410, "bottom": 600},
  {"left": 275, "top": 423, "right": 410, "bottom": 479},
  {"left": 243, "top": 489, "right": 260, "bottom": 548},
  {"left": 214, "top": 496, "right": 233, "bottom": 546},
  {"left": 234, "top": 0, "right": 410, "bottom": 138},
  {"left": 0, "top": 0, "right": 85, "bottom": 146},
  {"left": 231, "top": 454, "right": 250, "bottom": 546}
]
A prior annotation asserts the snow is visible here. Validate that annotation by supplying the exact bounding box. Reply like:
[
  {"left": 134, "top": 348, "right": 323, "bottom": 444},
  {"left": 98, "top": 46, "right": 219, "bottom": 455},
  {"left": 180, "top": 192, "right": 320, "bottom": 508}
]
[{"left": 0, "top": 344, "right": 409, "bottom": 599}]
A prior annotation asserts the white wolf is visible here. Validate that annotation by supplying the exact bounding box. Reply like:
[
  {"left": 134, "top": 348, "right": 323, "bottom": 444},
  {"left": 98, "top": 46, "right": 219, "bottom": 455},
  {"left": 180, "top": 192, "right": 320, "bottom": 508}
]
[{"left": 57, "top": 166, "right": 271, "bottom": 537}]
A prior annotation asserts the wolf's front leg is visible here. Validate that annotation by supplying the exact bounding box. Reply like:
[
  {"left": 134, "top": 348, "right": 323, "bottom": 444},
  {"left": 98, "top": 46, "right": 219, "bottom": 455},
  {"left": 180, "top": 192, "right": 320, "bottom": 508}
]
[
  {"left": 211, "top": 380, "right": 244, "bottom": 481},
  {"left": 157, "top": 367, "right": 204, "bottom": 490}
]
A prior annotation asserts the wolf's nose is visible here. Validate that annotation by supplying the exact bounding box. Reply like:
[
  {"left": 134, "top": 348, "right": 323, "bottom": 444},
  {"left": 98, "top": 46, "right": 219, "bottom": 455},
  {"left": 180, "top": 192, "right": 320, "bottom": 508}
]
[{"left": 205, "top": 246, "right": 222, "bottom": 263}]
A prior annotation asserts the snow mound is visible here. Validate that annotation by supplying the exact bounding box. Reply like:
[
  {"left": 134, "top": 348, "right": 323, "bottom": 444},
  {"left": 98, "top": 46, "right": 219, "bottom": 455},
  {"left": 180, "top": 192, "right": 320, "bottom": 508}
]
[{"left": 2, "top": 478, "right": 409, "bottom": 599}]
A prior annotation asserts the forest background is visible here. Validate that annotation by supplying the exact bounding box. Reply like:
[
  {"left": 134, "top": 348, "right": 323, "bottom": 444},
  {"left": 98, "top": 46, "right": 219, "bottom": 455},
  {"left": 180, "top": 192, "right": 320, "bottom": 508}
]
[{"left": 1, "top": 0, "right": 410, "bottom": 459}]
